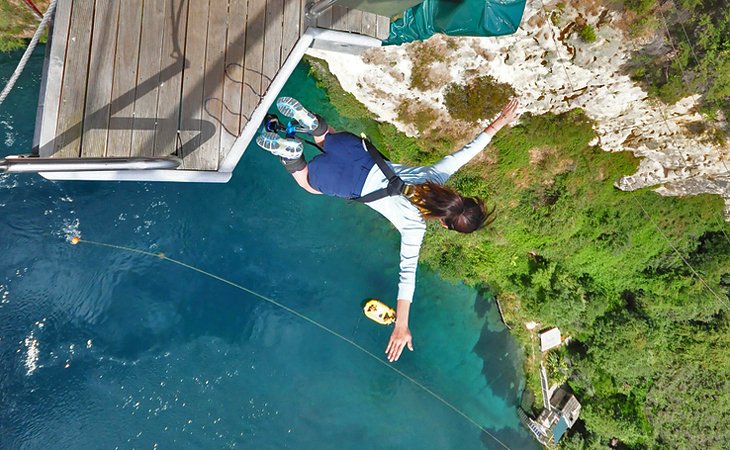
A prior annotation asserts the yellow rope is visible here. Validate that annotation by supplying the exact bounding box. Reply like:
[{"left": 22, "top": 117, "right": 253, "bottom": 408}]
[{"left": 70, "top": 237, "right": 512, "bottom": 450}]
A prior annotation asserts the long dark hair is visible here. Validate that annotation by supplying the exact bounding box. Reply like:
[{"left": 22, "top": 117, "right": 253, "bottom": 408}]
[{"left": 407, "top": 182, "right": 496, "bottom": 233}]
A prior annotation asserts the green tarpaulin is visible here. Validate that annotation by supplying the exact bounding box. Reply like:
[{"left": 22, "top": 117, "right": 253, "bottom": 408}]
[
  {"left": 337, "top": 0, "right": 425, "bottom": 18},
  {"left": 384, "top": 0, "right": 527, "bottom": 45}
]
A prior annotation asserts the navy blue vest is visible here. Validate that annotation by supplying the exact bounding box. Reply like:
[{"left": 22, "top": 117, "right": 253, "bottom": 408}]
[{"left": 307, "top": 132, "right": 376, "bottom": 199}]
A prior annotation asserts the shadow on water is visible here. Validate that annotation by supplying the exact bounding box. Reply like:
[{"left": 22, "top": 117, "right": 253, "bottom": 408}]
[
  {"left": 473, "top": 288, "right": 523, "bottom": 404},
  {"left": 471, "top": 287, "right": 537, "bottom": 448}
]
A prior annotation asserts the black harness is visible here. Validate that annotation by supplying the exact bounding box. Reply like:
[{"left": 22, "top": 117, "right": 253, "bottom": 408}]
[{"left": 352, "top": 137, "right": 411, "bottom": 204}]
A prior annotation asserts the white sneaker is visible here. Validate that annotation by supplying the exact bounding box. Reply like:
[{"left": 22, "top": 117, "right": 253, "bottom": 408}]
[
  {"left": 276, "top": 97, "right": 319, "bottom": 132},
  {"left": 255, "top": 132, "right": 303, "bottom": 159}
]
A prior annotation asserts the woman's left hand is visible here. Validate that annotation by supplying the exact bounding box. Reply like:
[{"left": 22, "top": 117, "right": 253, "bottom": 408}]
[
  {"left": 485, "top": 98, "right": 520, "bottom": 133},
  {"left": 386, "top": 324, "right": 413, "bottom": 362}
]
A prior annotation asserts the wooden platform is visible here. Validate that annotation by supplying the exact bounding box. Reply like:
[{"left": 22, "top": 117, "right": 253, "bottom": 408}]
[{"left": 35, "top": 0, "right": 389, "bottom": 172}]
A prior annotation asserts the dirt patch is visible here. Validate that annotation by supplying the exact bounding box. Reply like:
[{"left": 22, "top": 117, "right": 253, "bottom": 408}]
[
  {"left": 362, "top": 48, "right": 391, "bottom": 68},
  {"left": 427, "top": 63, "right": 452, "bottom": 88},
  {"left": 471, "top": 146, "right": 499, "bottom": 167},
  {"left": 405, "top": 35, "right": 455, "bottom": 91},
  {"left": 568, "top": 0, "right": 605, "bottom": 17},
  {"left": 396, "top": 98, "right": 440, "bottom": 135},
  {"left": 529, "top": 146, "right": 556, "bottom": 166},
  {"left": 528, "top": 146, "right": 576, "bottom": 177},
  {"left": 470, "top": 42, "right": 496, "bottom": 62},
  {"left": 510, "top": 168, "right": 533, "bottom": 189}
]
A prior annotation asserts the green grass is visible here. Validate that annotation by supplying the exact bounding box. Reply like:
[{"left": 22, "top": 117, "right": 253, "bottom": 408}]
[
  {"left": 0, "top": 0, "right": 41, "bottom": 52},
  {"left": 578, "top": 25, "right": 597, "bottom": 43}
]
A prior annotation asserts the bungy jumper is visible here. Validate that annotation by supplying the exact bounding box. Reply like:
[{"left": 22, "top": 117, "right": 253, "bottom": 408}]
[{"left": 257, "top": 0, "right": 527, "bottom": 323}]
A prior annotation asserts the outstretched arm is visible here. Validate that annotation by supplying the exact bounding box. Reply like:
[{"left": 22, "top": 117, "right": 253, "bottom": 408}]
[
  {"left": 432, "top": 98, "right": 520, "bottom": 180},
  {"left": 369, "top": 205, "right": 425, "bottom": 362}
]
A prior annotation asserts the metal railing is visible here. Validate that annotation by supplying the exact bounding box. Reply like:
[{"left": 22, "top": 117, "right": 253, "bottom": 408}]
[
  {"left": 0, "top": 156, "right": 182, "bottom": 173},
  {"left": 305, "top": 0, "right": 339, "bottom": 20}
]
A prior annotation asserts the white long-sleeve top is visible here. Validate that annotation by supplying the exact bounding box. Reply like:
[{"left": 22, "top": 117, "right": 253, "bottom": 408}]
[{"left": 359, "top": 131, "right": 493, "bottom": 302}]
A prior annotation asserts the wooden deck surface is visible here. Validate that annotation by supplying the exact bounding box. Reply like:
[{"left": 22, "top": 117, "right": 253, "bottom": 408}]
[{"left": 37, "top": 0, "right": 390, "bottom": 171}]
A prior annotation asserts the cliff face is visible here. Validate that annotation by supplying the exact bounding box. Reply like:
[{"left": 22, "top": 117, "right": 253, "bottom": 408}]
[{"left": 307, "top": 0, "right": 730, "bottom": 217}]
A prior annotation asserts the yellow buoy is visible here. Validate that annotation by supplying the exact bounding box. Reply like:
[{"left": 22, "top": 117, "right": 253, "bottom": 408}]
[
  {"left": 363, "top": 299, "right": 396, "bottom": 325},
  {"left": 70, "top": 237, "right": 80, "bottom": 245}
]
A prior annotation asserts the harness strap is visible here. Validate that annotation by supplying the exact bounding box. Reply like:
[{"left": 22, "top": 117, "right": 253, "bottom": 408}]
[{"left": 351, "top": 138, "right": 409, "bottom": 203}]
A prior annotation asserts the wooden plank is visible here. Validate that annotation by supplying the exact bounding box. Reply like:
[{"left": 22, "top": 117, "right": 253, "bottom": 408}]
[
  {"left": 196, "top": 0, "right": 229, "bottom": 170},
  {"left": 314, "top": 2, "right": 331, "bottom": 30},
  {"left": 376, "top": 14, "right": 390, "bottom": 40},
  {"left": 347, "top": 8, "right": 363, "bottom": 34},
  {"left": 82, "top": 0, "right": 121, "bottom": 157},
  {"left": 298, "top": 0, "right": 309, "bottom": 38},
  {"left": 38, "top": 0, "right": 73, "bottom": 157},
  {"left": 361, "top": 11, "right": 377, "bottom": 38},
  {"left": 178, "top": 0, "right": 211, "bottom": 168},
  {"left": 124, "top": 0, "right": 168, "bottom": 156},
  {"left": 220, "top": 0, "right": 248, "bottom": 155},
  {"left": 54, "top": 0, "right": 95, "bottom": 157},
  {"left": 281, "top": 0, "right": 301, "bottom": 61},
  {"left": 106, "top": 0, "right": 143, "bottom": 157},
  {"left": 155, "top": 0, "right": 191, "bottom": 158},
  {"left": 241, "top": 0, "right": 266, "bottom": 132},
  {"left": 262, "top": 0, "right": 284, "bottom": 97},
  {"left": 33, "top": 29, "right": 52, "bottom": 152},
  {"left": 330, "top": 5, "right": 348, "bottom": 31}
]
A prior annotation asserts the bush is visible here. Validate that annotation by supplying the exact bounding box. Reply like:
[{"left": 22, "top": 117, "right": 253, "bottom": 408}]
[
  {"left": 444, "top": 75, "right": 515, "bottom": 123},
  {"left": 545, "top": 347, "right": 570, "bottom": 385},
  {"left": 625, "top": 0, "right": 657, "bottom": 15}
]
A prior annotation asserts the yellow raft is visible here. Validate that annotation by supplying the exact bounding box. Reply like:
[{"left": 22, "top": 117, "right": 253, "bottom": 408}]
[{"left": 363, "top": 299, "right": 396, "bottom": 325}]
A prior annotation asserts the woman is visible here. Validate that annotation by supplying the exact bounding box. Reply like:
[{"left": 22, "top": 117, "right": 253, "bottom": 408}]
[{"left": 257, "top": 97, "right": 520, "bottom": 362}]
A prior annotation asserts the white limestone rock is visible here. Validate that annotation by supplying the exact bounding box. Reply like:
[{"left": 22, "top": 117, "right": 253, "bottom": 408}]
[{"left": 307, "top": 0, "right": 730, "bottom": 218}]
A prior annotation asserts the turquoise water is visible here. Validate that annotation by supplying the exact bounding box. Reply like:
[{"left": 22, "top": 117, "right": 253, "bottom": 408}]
[{"left": 0, "top": 47, "right": 538, "bottom": 449}]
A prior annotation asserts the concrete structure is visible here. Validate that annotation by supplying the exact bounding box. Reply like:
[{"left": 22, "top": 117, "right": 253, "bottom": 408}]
[{"left": 539, "top": 327, "right": 562, "bottom": 352}]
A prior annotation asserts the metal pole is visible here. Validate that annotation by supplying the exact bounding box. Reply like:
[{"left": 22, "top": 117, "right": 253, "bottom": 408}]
[
  {"left": 305, "top": 0, "right": 338, "bottom": 20},
  {"left": 0, "top": 156, "right": 182, "bottom": 173}
]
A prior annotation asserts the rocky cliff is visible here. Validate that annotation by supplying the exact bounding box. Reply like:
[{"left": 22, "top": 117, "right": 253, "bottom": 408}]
[{"left": 308, "top": 0, "right": 730, "bottom": 217}]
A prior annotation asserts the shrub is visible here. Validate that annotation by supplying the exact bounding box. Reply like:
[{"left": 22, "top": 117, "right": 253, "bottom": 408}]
[
  {"left": 578, "top": 25, "right": 597, "bottom": 43},
  {"left": 625, "top": 0, "right": 657, "bottom": 15},
  {"left": 444, "top": 75, "right": 515, "bottom": 123}
]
